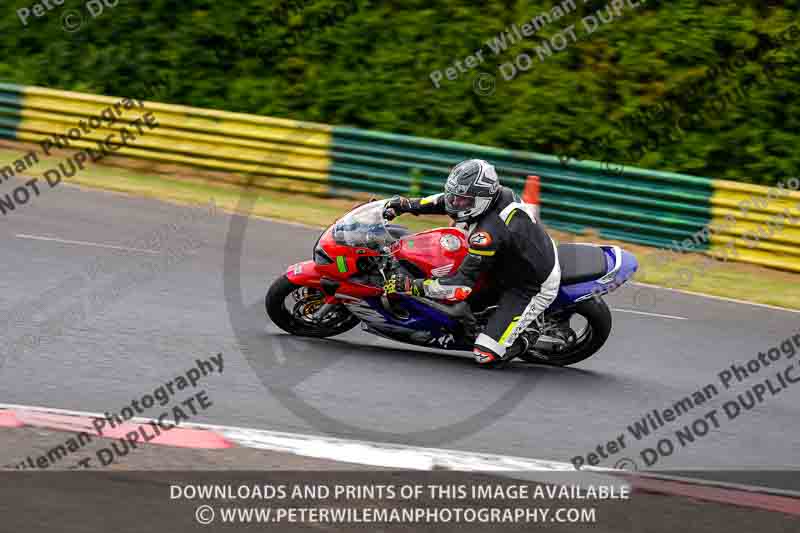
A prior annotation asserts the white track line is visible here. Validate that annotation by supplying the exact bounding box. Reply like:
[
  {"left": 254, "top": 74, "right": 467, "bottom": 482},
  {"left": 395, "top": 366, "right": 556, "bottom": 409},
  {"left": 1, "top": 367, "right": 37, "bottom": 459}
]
[
  {"left": 15, "top": 234, "right": 160, "bottom": 255},
  {"left": 0, "top": 402, "right": 623, "bottom": 487},
  {"left": 6, "top": 403, "right": 798, "bottom": 511},
  {"left": 0, "top": 401, "right": 572, "bottom": 471},
  {"left": 610, "top": 308, "right": 688, "bottom": 320},
  {"left": 24, "top": 189, "right": 794, "bottom": 314},
  {"left": 630, "top": 282, "right": 800, "bottom": 314}
]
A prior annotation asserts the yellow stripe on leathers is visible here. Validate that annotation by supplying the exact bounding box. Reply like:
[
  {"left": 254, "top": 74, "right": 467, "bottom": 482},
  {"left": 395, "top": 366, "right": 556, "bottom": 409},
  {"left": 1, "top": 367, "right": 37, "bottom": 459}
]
[
  {"left": 499, "top": 316, "right": 522, "bottom": 345},
  {"left": 710, "top": 179, "right": 800, "bottom": 272},
  {"left": 468, "top": 248, "right": 496, "bottom": 256}
]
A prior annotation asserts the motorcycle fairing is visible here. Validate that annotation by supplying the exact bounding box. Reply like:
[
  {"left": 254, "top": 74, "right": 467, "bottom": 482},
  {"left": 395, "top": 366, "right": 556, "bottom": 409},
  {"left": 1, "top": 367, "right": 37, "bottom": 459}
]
[
  {"left": 390, "top": 228, "right": 468, "bottom": 278},
  {"left": 344, "top": 296, "right": 470, "bottom": 350},
  {"left": 285, "top": 200, "right": 637, "bottom": 350}
]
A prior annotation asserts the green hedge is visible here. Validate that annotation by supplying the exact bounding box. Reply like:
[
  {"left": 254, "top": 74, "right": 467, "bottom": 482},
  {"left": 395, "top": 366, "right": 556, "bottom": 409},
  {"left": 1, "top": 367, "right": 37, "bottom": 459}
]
[{"left": 2, "top": 0, "right": 798, "bottom": 185}]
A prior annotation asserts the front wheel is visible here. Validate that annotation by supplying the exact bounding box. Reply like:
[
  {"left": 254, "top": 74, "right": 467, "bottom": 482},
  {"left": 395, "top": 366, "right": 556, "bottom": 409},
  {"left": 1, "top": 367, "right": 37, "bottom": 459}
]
[
  {"left": 519, "top": 298, "right": 612, "bottom": 367},
  {"left": 266, "top": 275, "right": 360, "bottom": 338}
]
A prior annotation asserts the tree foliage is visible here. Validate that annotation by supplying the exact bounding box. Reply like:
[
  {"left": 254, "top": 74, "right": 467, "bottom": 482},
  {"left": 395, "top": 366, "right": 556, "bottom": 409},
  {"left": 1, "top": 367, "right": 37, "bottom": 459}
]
[{"left": 2, "top": 0, "right": 798, "bottom": 185}]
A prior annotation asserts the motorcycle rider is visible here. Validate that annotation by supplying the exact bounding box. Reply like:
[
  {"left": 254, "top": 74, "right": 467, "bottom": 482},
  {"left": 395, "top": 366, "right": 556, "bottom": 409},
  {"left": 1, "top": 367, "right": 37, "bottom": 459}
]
[{"left": 383, "top": 159, "right": 561, "bottom": 367}]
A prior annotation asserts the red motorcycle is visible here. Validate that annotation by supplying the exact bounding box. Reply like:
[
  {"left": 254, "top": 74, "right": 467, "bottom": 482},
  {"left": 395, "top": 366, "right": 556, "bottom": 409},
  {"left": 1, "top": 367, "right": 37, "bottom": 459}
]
[{"left": 266, "top": 199, "right": 638, "bottom": 366}]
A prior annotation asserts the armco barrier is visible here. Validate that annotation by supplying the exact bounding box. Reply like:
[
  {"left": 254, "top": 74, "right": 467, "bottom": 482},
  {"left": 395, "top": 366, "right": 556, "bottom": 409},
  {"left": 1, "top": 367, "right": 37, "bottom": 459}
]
[
  {"left": 0, "top": 83, "right": 797, "bottom": 271},
  {"left": 0, "top": 83, "right": 334, "bottom": 195},
  {"left": 330, "top": 127, "right": 713, "bottom": 249},
  {"left": 710, "top": 180, "right": 800, "bottom": 272}
]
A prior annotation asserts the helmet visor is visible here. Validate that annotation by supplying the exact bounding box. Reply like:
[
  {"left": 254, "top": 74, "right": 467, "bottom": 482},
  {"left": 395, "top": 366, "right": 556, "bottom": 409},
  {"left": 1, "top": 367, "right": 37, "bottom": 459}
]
[{"left": 445, "top": 193, "right": 475, "bottom": 212}]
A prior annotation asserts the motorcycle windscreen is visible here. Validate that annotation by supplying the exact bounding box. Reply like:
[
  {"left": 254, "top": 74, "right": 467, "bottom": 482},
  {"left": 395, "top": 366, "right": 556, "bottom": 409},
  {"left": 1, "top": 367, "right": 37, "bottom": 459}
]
[{"left": 332, "top": 201, "right": 396, "bottom": 250}]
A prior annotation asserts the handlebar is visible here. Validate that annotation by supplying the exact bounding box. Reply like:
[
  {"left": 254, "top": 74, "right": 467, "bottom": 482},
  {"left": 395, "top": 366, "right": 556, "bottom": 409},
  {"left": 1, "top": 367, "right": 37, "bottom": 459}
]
[{"left": 382, "top": 207, "right": 398, "bottom": 221}]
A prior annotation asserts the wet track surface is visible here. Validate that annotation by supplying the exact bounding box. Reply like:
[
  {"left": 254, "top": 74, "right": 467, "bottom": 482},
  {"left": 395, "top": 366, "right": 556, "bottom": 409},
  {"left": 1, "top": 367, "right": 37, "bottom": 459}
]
[{"left": 1, "top": 180, "right": 799, "bottom": 485}]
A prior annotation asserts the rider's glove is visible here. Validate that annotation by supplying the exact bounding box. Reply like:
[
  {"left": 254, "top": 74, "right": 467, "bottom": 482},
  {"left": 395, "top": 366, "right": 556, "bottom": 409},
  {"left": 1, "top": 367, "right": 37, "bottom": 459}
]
[
  {"left": 383, "top": 196, "right": 411, "bottom": 221},
  {"left": 384, "top": 273, "right": 425, "bottom": 296}
]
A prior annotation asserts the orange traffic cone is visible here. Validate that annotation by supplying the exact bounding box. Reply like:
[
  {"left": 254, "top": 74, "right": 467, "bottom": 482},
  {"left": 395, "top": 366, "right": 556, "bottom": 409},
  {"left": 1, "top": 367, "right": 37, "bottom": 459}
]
[{"left": 522, "top": 175, "right": 540, "bottom": 219}]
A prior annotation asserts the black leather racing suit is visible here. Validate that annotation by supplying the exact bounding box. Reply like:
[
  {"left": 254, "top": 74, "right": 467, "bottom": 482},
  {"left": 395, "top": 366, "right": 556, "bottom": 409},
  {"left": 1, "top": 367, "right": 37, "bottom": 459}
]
[{"left": 399, "top": 187, "right": 561, "bottom": 360}]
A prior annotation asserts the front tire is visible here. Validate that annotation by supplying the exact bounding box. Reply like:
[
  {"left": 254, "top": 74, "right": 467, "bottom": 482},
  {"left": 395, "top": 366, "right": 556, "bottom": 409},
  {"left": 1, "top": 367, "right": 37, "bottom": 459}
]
[
  {"left": 266, "top": 275, "right": 360, "bottom": 338},
  {"left": 520, "top": 298, "right": 612, "bottom": 367}
]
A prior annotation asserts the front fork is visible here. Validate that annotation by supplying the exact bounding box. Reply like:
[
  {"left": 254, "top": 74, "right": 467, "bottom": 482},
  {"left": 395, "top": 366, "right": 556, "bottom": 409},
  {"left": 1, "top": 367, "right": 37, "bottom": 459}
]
[{"left": 311, "top": 298, "right": 339, "bottom": 322}]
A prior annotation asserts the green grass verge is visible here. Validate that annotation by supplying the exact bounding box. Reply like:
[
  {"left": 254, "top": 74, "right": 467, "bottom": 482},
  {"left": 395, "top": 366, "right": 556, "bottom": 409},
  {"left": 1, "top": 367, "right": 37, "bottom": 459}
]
[{"left": 2, "top": 148, "right": 798, "bottom": 310}]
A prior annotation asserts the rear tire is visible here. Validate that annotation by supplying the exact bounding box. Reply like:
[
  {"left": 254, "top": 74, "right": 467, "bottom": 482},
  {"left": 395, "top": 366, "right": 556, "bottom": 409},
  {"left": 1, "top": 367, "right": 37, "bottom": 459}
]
[
  {"left": 520, "top": 298, "right": 612, "bottom": 367},
  {"left": 266, "top": 275, "right": 360, "bottom": 338}
]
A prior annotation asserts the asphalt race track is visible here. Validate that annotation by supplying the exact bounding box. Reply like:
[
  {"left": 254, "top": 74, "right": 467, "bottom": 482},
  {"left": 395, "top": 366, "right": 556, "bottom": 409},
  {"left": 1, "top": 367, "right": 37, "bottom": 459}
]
[{"left": 2, "top": 178, "right": 799, "bottom": 486}]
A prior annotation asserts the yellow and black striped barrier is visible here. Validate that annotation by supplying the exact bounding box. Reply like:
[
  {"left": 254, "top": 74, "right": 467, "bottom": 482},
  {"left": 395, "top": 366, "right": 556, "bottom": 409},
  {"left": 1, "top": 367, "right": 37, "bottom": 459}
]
[
  {"left": 0, "top": 83, "right": 334, "bottom": 195},
  {"left": 710, "top": 180, "right": 800, "bottom": 272}
]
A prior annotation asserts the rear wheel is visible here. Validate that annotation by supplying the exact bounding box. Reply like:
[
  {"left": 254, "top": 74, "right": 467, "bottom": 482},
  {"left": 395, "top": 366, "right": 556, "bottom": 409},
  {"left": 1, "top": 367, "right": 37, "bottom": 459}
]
[
  {"left": 518, "top": 298, "right": 612, "bottom": 367},
  {"left": 266, "top": 275, "right": 360, "bottom": 338}
]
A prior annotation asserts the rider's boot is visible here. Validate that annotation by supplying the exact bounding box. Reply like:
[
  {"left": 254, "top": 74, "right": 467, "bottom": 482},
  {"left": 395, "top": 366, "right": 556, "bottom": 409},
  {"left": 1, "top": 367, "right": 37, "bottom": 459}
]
[
  {"left": 474, "top": 334, "right": 529, "bottom": 369},
  {"left": 496, "top": 335, "right": 530, "bottom": 368}
]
